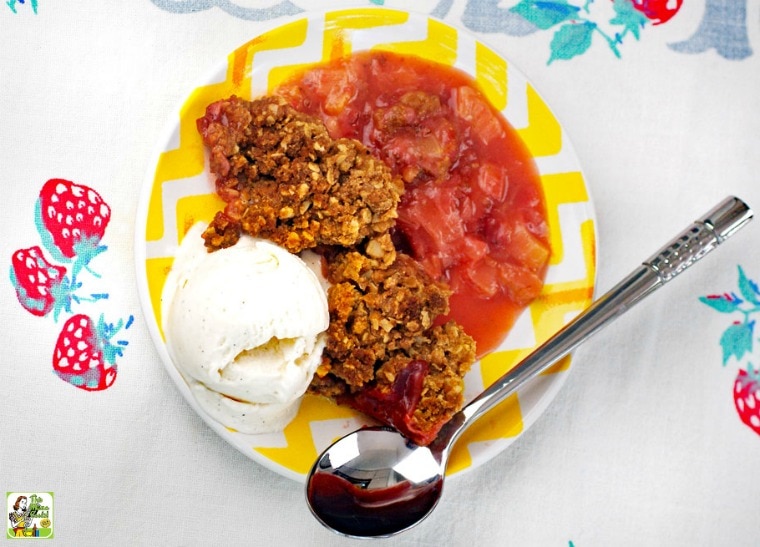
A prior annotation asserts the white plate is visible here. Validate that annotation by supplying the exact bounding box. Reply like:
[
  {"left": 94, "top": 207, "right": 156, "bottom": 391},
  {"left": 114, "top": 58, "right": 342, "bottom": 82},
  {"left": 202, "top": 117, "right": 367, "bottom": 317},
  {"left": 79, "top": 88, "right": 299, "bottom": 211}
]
[{"left": 135, "top": 7, "right": 596, "bottom": 482}]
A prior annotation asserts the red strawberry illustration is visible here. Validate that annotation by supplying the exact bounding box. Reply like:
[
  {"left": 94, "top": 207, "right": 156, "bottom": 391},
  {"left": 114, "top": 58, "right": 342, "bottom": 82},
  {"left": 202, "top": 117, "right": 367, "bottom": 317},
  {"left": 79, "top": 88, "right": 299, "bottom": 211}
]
[
  {"left": 10, "top": 246, "right": 70, "bottom": 318},
  {"left": 10, "top": 245, "right": 108, "bottom": 320},
  {"left": 53, "top": 313, "right": 132, "bottom": 391},
  {"left": 630, "top": 0, "right": 682, "bottom": 25},
  {"left": 36, "top": 178, "right": 111, "bottom": 265},
  {"left": 734, "top": 365, "right": 760, "bottom": 436}
]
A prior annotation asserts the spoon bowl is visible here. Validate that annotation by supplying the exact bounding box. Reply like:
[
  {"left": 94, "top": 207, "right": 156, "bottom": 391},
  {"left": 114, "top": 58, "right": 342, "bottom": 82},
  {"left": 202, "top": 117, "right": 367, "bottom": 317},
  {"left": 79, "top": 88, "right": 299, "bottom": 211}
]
[
  {"left": 307, "top": 426, "right": 444, "bottom": 537},
  {"left": 306, "top": 196, "right": 753, "bottom": 538}
]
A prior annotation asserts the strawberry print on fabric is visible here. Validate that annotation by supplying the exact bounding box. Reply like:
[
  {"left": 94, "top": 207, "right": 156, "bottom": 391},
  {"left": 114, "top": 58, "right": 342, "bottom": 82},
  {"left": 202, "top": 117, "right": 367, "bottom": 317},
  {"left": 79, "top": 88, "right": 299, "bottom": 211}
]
[
  {"left": 700, "top": 266, "right": 760, "bottom": 436},
  {"left": 630, "top": 0, "right": 682, "bottom": 25},
  {"left": 8, "top": 178, "right": 131, "bottom": 392},
  {"left": 36, "top": 178, "right": 111, "bottom": 276},
  {"left": 507, "top": 0, "right": 682, "bottom": 63},
  {"left": 6, "top": 0, "right": 38, "bottom": 15},
  {"left": 10, "top": 245, "right": 106, "bottom": 320},
  {"left": 10, "top": 246, "right": 68, "bottom": 318},
  {"left": 53, "top": 314, "right": 132, "bottom": 392},
  {"left": 733, "top": 366, "right": 760, "bottom": 435},
  {"left": 149, "top": 1, "right": 755, "bottom": 63},
  {"left": 462, "top": 0, "right": 753, "bottom": 63}
]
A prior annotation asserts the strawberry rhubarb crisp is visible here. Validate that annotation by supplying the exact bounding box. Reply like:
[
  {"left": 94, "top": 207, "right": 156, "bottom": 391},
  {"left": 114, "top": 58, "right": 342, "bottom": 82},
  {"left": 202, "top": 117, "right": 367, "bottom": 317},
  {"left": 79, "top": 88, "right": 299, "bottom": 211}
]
[{"left": 195, "top": 51, "right": 550, "bottom": 446}]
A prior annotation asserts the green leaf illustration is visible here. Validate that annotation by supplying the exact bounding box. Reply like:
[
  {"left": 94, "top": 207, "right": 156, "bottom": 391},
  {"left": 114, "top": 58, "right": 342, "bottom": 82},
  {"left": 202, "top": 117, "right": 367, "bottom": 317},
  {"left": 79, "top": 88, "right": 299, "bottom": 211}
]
[
  {"left": 699, "top": 294, "right": 743, "bottom": 314},
  {"left": 737, "top": 266, "right": 760, "bottom": 305},
  {"left": 719, "top": 320, "right": 755, "bottom": 365},
  {"left": 609, "top": 0, "right": 649, "bottom": 40},
  {"left": 510, "top": 0, "right": 581, "bottom": 31},
  {"left": 548, "top": 21, "right": 595, "bottom": 63}
]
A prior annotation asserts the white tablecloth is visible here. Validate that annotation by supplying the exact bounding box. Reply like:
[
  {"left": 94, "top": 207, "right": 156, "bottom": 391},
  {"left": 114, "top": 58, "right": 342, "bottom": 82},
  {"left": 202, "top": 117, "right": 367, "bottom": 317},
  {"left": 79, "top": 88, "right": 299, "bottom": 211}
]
[{"left": 2, "top": 1, "right": 760, "bottom": 545}]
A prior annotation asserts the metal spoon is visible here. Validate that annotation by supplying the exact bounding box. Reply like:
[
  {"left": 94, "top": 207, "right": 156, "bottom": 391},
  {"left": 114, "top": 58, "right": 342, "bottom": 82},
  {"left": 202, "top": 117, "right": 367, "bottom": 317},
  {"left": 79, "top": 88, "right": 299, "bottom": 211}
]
[{"left": 306, "top": 196, "right": 753, "bottom": 538}]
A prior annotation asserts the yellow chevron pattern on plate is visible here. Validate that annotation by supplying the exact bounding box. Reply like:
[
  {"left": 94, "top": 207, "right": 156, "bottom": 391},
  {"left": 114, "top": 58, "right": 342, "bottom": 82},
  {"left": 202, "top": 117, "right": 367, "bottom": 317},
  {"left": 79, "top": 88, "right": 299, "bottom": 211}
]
[{"left": 136, "top": 8, "right": 596, "bottom": 482}]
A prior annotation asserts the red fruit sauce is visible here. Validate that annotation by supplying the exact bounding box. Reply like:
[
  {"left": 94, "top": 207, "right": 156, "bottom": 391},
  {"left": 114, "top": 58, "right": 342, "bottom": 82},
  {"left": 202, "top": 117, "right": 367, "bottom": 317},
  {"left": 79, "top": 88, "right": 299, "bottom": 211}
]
[
  {"left": 278, "top": 51, "right": 550, "bottom": 356},
  {"left": 340, "top": 359, "right": 437, "bottom": 445},
  {"left": 308, "top": 472, "right": 441, "bottom": 537}
]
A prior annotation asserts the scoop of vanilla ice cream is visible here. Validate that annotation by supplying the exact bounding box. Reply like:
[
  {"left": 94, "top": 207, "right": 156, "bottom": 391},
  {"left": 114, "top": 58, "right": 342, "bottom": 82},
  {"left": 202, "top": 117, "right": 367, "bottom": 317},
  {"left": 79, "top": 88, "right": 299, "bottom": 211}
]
[
  {"left": 162, "top": 223, "right": 329, "bottom": 434},
  {"left": 189, "top": 382, "right": 301, "bottom": 434}
]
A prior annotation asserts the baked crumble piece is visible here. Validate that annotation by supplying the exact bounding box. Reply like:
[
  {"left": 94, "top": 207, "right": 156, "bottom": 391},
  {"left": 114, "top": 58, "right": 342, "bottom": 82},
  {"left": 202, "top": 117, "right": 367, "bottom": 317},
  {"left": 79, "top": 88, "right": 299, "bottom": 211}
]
[
  {"left": 197, "top": 95, "right": 403, "bottom": 253},
  {"left": 197, "top": 95, "right": 476, "bottom": 445},
  {"left": 310, "top": 237, "right": 476, "bottom": 444}
]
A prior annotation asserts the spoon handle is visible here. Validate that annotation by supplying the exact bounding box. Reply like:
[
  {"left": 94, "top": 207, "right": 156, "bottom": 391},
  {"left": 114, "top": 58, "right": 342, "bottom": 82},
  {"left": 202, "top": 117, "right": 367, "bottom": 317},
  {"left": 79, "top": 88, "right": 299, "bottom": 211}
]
[{"left": 440, "top": 196, "right": 753, "bottom": 450}]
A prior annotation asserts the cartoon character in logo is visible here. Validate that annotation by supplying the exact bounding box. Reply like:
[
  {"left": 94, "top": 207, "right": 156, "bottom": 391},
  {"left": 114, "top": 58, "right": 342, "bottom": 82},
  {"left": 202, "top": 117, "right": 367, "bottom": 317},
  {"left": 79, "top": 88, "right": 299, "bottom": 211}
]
[{"left": 8, "top": 496, "right": 32, "bottom": 537}]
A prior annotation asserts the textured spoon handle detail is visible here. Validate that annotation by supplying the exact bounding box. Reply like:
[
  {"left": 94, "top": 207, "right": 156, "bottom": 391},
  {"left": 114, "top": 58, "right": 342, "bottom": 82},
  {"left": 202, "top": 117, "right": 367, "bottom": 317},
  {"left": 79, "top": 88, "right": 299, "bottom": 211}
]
[{"left": 644, "top": 197, "right": 753, "bottom": 282}]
